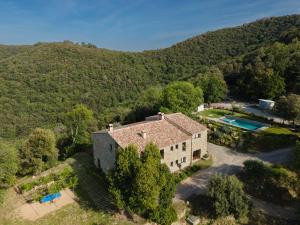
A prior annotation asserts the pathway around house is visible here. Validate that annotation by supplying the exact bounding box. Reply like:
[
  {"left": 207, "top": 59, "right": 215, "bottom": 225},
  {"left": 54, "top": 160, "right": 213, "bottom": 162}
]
[{"left": 175, "top": 143, "right": 297, "bottom": 219}]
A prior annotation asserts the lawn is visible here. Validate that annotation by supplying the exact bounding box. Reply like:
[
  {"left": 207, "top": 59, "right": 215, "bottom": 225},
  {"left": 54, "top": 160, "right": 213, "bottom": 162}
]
[
  {"left": 0, "top": 153, "right": 135, "bottom": 225},
  {"left": 265, "top": 127, "right": 300, "bottom": 136},
  {"left": 198, "top": 109, "right": 231, "bottom": 118}
]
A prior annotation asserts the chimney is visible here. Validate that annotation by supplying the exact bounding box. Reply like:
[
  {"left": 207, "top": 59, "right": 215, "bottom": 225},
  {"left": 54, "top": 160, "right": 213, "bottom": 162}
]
[
  {"left": 158, "top": 112, "right": 165, "bottom": 120},
  {"left": 108, "top": 124, "right": 113, "bottom": 132},
  {"left": 141, "top": 130, "right": 147, "bottom": 139}
]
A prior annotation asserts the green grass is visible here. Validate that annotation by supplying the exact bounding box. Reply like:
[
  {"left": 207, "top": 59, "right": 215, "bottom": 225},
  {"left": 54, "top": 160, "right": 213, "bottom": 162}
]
[
  {"left": 265, "top": 127, "right": 300, "bottom": 136},
  {"left": 199, "top": 109, "right": 232, "bottom": 118}
]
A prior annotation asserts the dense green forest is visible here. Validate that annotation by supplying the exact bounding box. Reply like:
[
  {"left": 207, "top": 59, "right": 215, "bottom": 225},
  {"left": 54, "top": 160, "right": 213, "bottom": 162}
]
[{"left": 0, "top": 15, "right": 300, "bottom": 138}]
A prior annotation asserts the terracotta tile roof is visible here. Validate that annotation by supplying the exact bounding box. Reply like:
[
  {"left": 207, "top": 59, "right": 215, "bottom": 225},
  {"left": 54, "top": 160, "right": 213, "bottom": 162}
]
[
  {"left": 165, "top": 113, "right": 207, "bottom": 134},
  {"left": 97, "top": 113, "right": 207, "bottom": 152}
]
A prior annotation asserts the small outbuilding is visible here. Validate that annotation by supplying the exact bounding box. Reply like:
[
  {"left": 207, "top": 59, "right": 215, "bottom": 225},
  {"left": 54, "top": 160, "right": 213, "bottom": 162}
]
[{"left": 258, "top": 99, "right": 275, "bottom": 110}]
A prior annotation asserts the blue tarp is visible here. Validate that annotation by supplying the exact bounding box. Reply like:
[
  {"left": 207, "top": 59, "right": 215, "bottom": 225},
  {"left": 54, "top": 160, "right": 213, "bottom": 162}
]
[{"left": 40, "top": 192, "right": 62, "bottom": 203}]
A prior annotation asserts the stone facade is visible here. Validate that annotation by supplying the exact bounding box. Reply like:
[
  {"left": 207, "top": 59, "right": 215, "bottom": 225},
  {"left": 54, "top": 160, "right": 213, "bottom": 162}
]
[
  {"left": 92, "top": 113, "right": 208, "bottom": 174},
  {"left": 92, "top": 132, "right": 118, "bottom": 174}
]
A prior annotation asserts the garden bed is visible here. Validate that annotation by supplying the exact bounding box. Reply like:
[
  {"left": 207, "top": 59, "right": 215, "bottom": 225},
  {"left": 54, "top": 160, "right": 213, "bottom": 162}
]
[{"left": 17, "top": 167, "right": 78, "bottom": 203}]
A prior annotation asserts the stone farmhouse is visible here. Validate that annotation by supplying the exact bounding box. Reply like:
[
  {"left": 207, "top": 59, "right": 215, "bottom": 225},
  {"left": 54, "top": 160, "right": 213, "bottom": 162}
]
[{"left": 92, "top": 112, "right": 208, "bottom": 174}]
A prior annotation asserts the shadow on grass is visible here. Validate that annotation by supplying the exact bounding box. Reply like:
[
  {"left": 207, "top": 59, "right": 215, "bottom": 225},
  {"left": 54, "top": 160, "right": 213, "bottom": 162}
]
[
  {"left": 187, "top": 194, "right": 214, "bottom": 218},
  {"left": 68, "top": 152, "right": 117, "bottom": 214}
]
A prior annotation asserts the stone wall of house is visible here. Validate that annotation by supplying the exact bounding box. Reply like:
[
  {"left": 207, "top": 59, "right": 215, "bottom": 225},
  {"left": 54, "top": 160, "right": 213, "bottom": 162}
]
[
  {"left": 92, "top": 132, "right": 117, "bottom": 174},
  {"left": 160, "top": 139, "right": 192, "bottom": 173},
  {"left": 191, "top": 129, "right": 208, "bottom": 162}
]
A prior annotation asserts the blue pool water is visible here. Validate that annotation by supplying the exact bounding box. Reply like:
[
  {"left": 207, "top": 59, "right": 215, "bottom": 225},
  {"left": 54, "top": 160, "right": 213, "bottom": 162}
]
[{"left": 221, "top": 117, "right": 264, "bottom": 131}]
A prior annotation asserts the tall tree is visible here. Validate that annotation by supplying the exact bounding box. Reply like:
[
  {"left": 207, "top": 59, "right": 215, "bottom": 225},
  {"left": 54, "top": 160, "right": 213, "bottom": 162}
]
[
  {"left": 275, "top": 94, "right": 300, "bottom": 124},
  {"left": 134, "top": 143, "right": 161, "bottom": 212},
  {"left": 0, "top": 143, "right": 18, "bottom": 188},
  {"left": 161, "top": 81, "right": 203, "bottom": 113},
  {"left": 64, "top": 104, "right": 95, "bottom": 145},
  {"left": 19, "top": 128, "right": 57, "bottom": 175},
  {"left": 109, "top": 145, "right": 141, "bottom": 210},
  {"left": 285, "top": 52, "right": 300, "bottom": 94},
  {"left": 109, "top": 143, "right": 177, "bottom": 225},
  {"left": 194, "top": 67, "right": 228, "bottom": 103}
]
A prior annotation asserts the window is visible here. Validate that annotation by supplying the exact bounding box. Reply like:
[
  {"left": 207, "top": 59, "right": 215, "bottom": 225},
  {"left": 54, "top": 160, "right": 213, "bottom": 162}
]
[
  {"left": 182, "top": 157, "right": 186, "bottom": 163},
  {"left": 193, "top": 133, "right": 201, "bottom": 139},
  {"left": 170, "top": 161, "right": 173, "bottom": 167},
  {"left": 109, "top": 144, "right": 113, "bottom": 152},
  {"left": 175, "top": 144, "right": 178, "bottom": 149},
  {"left": 182, "top": 142, "right": 186, "bottom": 151},
  {"left": 175, "top": 160, "right": 178, "bottom": 164},
  {"left": 160, "top": 149, "right": 164, "bottom": 159},
  {"left": 171, "top": 146, "right": 174, "bottom": 151}
]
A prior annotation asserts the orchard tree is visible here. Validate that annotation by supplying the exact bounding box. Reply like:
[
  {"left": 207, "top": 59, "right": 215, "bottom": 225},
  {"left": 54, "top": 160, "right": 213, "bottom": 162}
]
[
  {"left": 64, "top": 104, "right": 95, "bottom": 145},
  {"left": 0, "top": 143, "right": 18, "bottom": 187},
  {"left": 194, "top": 67, "right": 228, "bottom": 103},
  {"left": 161, "top": 81, "right": 203, "bottom": 113},
  {"left": 208, "top": 174, "right": 249, "bottom": 220},
  {"left": 19, "top": 128, "right": 58, "bottom": 175}
]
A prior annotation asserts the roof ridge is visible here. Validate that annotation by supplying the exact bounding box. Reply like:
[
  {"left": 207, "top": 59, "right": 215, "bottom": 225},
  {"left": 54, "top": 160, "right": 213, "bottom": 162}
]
[{"left": 165, "top": 116, "right": 192, "bottom": 136}]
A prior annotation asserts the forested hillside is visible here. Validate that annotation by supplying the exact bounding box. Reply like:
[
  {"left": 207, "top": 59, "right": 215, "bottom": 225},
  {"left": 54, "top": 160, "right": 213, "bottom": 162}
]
[{"left": 0, "top": 15, "right": 300, "bottom": 138}]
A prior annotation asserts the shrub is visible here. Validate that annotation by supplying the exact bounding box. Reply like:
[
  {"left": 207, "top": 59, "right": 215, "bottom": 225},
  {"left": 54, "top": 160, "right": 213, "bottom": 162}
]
[
  {"left": 242, "top": 160, "right": 300, "bottom": 205},
  {"left": 208, "top": 174, "right": 249, "bottom": 220}
]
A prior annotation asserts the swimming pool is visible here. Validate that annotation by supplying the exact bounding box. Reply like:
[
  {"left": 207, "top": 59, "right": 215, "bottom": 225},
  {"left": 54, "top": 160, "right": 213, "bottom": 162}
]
[{"left": 220, "top": 117, "right": 265, "bottom": 131}]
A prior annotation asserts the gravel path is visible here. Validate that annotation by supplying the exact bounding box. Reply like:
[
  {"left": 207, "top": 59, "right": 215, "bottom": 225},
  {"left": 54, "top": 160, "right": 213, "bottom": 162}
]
[{"left": 175, "top": 143, "right": 297, "bottom": 220}]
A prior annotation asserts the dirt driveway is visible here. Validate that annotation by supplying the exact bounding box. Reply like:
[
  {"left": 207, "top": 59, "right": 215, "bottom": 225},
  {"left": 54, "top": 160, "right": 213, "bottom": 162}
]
[
  {"left": 176, "top": 143, "right": 292, "bottom": 200},
  {"left": 175, "top": 143, "right": 297, "bottom": 220}
]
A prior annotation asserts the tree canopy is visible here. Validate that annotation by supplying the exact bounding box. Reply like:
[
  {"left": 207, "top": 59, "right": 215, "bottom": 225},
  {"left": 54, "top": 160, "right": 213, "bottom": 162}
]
[
  {"left": 161, "top": 81, "right": 203, "bottom": 113},
  {"left": 19, "top": 128, "right": 58, "bottom": 175},
  {"left": 193, "top": 67, "right": 228, "bottom": 103},
  {"left": 64, "top": 104, "right": 95, "bottom": 145},
  {"left": 109, "top": 143, "right": 177, "bottom": 225},
  {"left": 208, "top": 174, "right": 249, "bottom": 220},
  {"left": 0, "top": 143, "right": 18, "bottom": 188},
  {"left": 275, "top": 94, "right": 300, "bottom": 123}
]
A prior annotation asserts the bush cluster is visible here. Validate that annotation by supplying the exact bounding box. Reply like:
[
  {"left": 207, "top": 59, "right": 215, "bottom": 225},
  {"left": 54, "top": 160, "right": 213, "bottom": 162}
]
[
  {"left": 242, "top": 160, "right": 300, "bottom": 205},
  {"left": 208, "top": 174, "right": 249, "bottom": 220}
]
